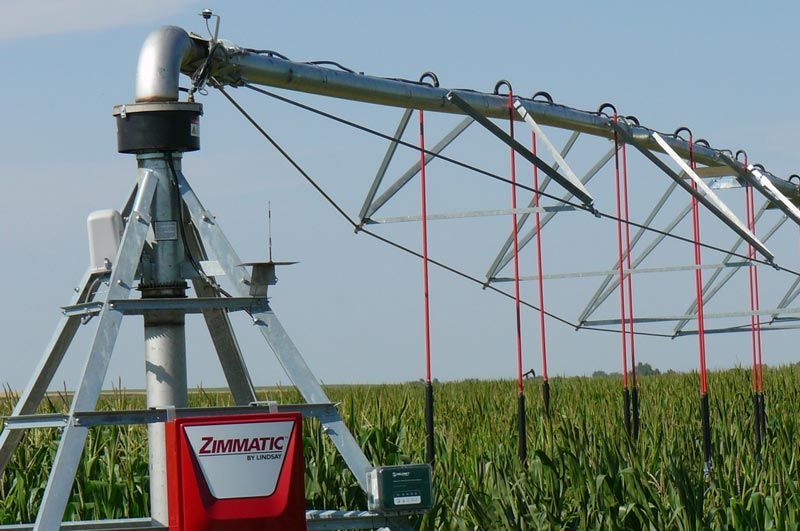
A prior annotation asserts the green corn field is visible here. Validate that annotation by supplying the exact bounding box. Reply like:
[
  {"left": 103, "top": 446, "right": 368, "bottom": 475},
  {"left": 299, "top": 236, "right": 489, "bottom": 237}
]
[{"left": 1, "top": 365, "right": 799, "bottom": 529}]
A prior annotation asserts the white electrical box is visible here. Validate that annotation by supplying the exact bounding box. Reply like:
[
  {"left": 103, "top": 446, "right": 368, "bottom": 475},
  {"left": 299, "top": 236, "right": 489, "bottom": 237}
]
[{"left": 87, "top": 209, "right": 124, "bottom": 272}]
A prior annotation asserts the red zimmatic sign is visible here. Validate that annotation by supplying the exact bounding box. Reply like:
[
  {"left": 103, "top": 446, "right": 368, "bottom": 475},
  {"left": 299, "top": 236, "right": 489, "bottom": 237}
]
[{"left": 166, "top": 412, "right": 306, "bottom": 530}]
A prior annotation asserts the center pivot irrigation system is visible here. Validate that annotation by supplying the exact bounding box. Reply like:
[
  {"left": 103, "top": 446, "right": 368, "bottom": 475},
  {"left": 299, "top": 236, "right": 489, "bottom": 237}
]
[{"left": 2, "top": 11, "right": 800, "bottom": 529}]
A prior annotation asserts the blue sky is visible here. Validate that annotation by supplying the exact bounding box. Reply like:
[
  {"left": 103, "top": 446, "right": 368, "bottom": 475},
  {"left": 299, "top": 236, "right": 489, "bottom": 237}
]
[{"left": 1, "top": 1, "right": 799, "bottom": 391}]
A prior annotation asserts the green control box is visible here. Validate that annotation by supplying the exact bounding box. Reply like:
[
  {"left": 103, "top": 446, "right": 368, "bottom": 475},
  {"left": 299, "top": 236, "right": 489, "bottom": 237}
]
[{"left": 367, "top": 464, "right": 433, "bottom": 513}]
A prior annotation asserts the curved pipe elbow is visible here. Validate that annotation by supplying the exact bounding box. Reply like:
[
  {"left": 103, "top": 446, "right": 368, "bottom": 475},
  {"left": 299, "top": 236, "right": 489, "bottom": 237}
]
[{"left": 135, "top": 26, "right": 201, "bottom": 102}]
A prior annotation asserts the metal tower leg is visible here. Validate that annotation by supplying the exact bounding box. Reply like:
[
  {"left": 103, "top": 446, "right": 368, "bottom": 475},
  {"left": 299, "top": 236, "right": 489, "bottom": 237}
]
[
  {"left": 182, "top": 219, "right": 257, "bottom": 405},
  {"left": 176, "top": 171, "right": 374, "bottom": 491},
  {"left": 193, "top": 275, "right": 258, "bottom": 405},
  {"left": 34, "top": 171, "right": 157, "bottom": 530},
  {"left": 0, "top": 269, "right": 102, "bottom": 478}
]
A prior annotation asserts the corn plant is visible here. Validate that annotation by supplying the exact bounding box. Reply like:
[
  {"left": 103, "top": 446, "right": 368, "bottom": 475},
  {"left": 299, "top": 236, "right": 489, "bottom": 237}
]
[{"left": 1, "top": 366, "right": 799, "bottom": 528}]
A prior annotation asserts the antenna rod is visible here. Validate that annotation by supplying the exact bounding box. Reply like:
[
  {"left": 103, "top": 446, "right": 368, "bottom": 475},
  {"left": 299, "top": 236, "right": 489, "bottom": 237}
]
[{"left": 268, "top": 201, "right": 273, "bottom": 262}]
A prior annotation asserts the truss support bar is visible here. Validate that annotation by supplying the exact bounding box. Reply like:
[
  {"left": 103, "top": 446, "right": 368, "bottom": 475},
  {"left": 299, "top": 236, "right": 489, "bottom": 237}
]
[
  {"left": 3, "top": 414, "right": 70, "bottom": 431},
  {"left": 716, "top": 150, "right": 800, "bottom": 228},
  {"left": 584, "top": 305, "right": 800, "bottom": 327},
  {"left": 695, "top": 165, "right": 738, "bottom": 178},
  {"left": 770, "top": 277, "right": 800, "bottom": 322},
  {"left": 59, "top": 301, "right": 104, "bottom": 317},
  {"left": 177, "top": 170, "right": 374, "bottom": 492},
  {"left": 34, "top": 169, "right": 158, "bottom": 530},
  {"left": 447, "top": 91, "right": 595, "bottom": 207},
  {"left": 0, "top": 518, "right": 165, "bottom": 530},
  {"left": 626, "top": 128, "right": 773, "bottom": 262},
  {"left": 4, "top": 404, "right": 338, "bottom": 431},
  {"left": 709, "top": 176, "right": 742, "bottom": 190},
  {"left": 578, "top": 188, "right": 689, "bottom": 324},
  {"left": 487, "top": 145, "right": 614, "bottom": 280},
  {"left": 672, "top": 208, "right": 785, "bottom": 334},
  {"left": 366, "top": 117, "right": 473, "bottom": 218},
  {"left": 532, "top": 131, "right": 580, "bottom": 197},
  {"left": 513, "top": 99, "right": 590, "bottom": 201},
  {"left": 577, "top": 181, "right": 679, "bottom": 323},
  {"left": 358, "top": 108, "right": 413, "bottom": 222},
  {"left": 0, "top": 511, "right": 413, "bottom": 531},
  {"left": 305, "top": 510, "right": 414, "bottom": 530},
  {"left": 368, "top": 205, "right": 575, "bottom": 224},
  {"left": 60, "top": 297, "right": 269, "bottom": 316},
  {"left": 491, "top": 261, "right": 749, "bottom": 282},
  {"left": 676, "top": 322, "right": 800, "bottom": 336},
  {"left": 745, "top": 164, "right": 800, "bottom": 226},
  {"left": 483, "top": 131, "right": 582, "bottom": 280}
]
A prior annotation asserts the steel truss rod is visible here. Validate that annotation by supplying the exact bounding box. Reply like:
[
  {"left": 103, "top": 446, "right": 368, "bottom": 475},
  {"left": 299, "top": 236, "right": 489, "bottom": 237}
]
[
  {"left": 492, "top": 261, "right": 748, "bottom": 282},
  {"left": 368, "top": 205, "right": 575, "bottom": 224},
  {"left": 486, "top": 143, "right": 612, "bottom": 281},
  {"left": 577, "top": 184, "right": 686, "bottom": 324},
  {"left": 584, "top": 305, "right": 800, "bottom": 327},
  {"left": 212, "top": 44, "right": 798, "bottom": 200},
  {"left": 619, "top": 127, "right": 773, "bottom": 262},
  {"left": 365, "top": 117, "right": 473, "bottom": 218},
  {"left": 446, "top": 91, "right": 595, "bottom": 207},
  {"left": 672, "top": 206, "right": 785, "bottom": 334},
  {"left": 358, "top": 108, "right": 413, "bottom": 222}
]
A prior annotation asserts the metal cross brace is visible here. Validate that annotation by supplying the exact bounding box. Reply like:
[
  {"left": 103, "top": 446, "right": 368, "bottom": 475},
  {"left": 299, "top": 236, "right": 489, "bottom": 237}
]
[
  {"left": 486, "top": 144, "right": 613, "bottom": 281},
  {"left": 491, "top": 261, "right": 748, "bottom": 282},
  {"left": 616, "top": 124, "right": 773, "bottom": 262},
  {"left": 675, "top": 321, "right": 800, "bottom": 337},
  {"left": 577, "top": 184, "right": 686, "bottom": 324},
  {"left": 446, "top": 91, "right": 595, "bottom": 207},
  {"left": 716, "top": 151, "right": 800, "bottom": 228},
  {"left": 769, "top": 277, "right": 800, "bottom": 323},
  {"left": 358, "top": 108, "right": 413, "bottom": 222},
  {"left": 672, "top": 208, "right": 786, "bottom": 335},
  {"left": 583, "top": 305, "right": 800, "bottom": 327},
  {"left": 363, "top": 115, "right": 474, "bottom": 220}
]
